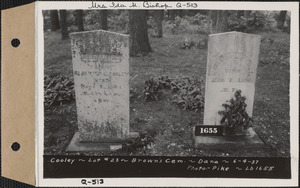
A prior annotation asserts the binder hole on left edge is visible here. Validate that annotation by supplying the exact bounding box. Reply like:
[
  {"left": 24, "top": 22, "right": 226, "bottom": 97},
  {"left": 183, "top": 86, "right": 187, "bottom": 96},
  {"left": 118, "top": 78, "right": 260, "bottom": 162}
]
[
  {"left": 11, "top": 38, "right": 20, "bottom": 47},
  {"left": 11, "top": 142, "right": 20, "bottom": 151}
]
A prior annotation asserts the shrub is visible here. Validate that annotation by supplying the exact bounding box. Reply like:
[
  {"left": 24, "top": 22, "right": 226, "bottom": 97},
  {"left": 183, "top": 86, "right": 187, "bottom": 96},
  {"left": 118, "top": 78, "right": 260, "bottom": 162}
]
[
  {"left": 227, "top": 16, "right": 248, "bottom": 32},
  {"left": 169, "top": 16, "right": 190, "bottom": 34},
  {"left": 108, "top": 10, "right": 129, "bottom": 32},
  {"left": 189, "top": 13, "right": 210, "bottom": 34},
  {"left": 130, "top": 87, "right": 139, "bottom": 100},
  {"left": 164, "top": 14, "right": 210, "bottom": 35},
  {"left": 143, "top": 75, "right": 205, "bottom": 112},
  {"left": 180, "top": 37, "right": 207, "bottom": 50},
  {"left": 171, "top": 77, "right": 205, "bottom": 111},
  {"left": 228, "top": 11, "right": 278, "bottom": 33},
  {"left": 260, "top": 49, "right": 290, "bottom": 66},
  {"left": 143, "top": 76, "right": 170, "bottom": 101},
  {"left": 44, "top": 75, "right": 75, "bottom": 106},
  {"left": 218, "top": 90, "right": 252, "bottom": 137},
  {"left": 125, "top": 132, "right": 155, "bottom": 152},
  {"left": 189, "top": 13, "right": 208, "bottom": 25},
  {"left": 259, "top": 37, "right": 290, "bottom": 66}
]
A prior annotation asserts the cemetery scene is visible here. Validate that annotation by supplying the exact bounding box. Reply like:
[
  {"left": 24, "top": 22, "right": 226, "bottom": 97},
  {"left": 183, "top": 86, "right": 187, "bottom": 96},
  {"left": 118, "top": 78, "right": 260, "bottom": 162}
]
[{"left": 43, "top": 10, "right": 290, "bottom": 157}]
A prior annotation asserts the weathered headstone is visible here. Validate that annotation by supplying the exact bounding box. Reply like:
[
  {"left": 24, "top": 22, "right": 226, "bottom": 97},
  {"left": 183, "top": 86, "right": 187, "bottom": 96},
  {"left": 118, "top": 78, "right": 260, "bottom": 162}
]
[
  {"left": 195, "top": 31, "right": 263, "bottom": 146},
  {"left": 204, "top": 31, "right": 260, "bottom": 125},
  {"left": 67, "top": 30, "right": 131, "bottom": 151}
]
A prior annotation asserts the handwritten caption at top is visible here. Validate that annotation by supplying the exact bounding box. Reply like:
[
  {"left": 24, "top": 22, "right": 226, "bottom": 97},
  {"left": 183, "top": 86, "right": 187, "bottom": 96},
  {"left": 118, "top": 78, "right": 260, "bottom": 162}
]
[{"left": 88, "top": 2, "right": 198, "bottom": 9}]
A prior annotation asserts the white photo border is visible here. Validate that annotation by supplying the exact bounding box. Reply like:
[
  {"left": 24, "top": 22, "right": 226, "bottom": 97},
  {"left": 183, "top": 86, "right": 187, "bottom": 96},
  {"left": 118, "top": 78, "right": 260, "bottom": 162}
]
[{"left": 36, "top": 1, "right": 299, "bottom": 187}]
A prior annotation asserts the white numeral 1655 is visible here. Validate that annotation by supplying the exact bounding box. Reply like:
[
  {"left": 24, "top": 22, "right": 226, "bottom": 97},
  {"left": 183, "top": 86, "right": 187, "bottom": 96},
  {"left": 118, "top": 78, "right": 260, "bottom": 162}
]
[{"left": 200, "top": 128, "right": 217, "bottom": 134}]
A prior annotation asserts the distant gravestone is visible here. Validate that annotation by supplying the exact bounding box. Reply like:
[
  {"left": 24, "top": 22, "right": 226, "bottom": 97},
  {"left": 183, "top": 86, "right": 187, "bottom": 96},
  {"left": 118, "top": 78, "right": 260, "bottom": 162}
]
[
  {"left": 195, "top": 31, "right": 262, "bottom": 146},
  {"left": 204, "top": 31, "right": 261, "bottom": 125},
  {"left": 67, "top": 30, "right": 131, "bottom": 151}
]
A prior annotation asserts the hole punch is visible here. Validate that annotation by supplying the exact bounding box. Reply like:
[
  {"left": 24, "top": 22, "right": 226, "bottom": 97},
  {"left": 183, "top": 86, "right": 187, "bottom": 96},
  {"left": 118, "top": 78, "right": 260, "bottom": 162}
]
[
  {"left": 11, "top": 38, "right": 20, "bottom": 47},
  {"left": 11, "top": 142, "right": 20, "bottom": 151}
]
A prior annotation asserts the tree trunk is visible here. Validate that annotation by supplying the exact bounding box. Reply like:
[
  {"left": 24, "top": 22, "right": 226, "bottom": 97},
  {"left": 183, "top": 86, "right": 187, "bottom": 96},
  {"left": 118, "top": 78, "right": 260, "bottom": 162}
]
[
  {"left": 99, "top": 10, "right": 108, "bottom": 30},
  {"left": 50, "top": 10, "right": 60, "bottom": 31},
  {"left": 43, "top": 11, "right": 47, "bottom": 31},
  {"left": 75, "top": 10, "right": 84, "bottom": 31},
  {"left": 154, "top": 10, "right": 164, "bottom": 38},
  {"left": 59, "top": 10, "right": 68, "bottom": 40},
  {"left": 208, "top": 10, "right": 217, "bottom": 33},
  {"left": 277, "top": 11, "right": 287, "bottom": 30},
  {"left": 216, "top": 10, "right": 229, "bottom": 33},
  {"left": 169, "top": 10, "right": 176, "bottom": 20},
  {"left": 129, "top": 10, "right": 152, "bottom": 57},
  {"left": 209, "top": 10, "right": 229, "bottom": 34},
  {"left": 178, "top": 10, "right": 184, "bottom": 17}
]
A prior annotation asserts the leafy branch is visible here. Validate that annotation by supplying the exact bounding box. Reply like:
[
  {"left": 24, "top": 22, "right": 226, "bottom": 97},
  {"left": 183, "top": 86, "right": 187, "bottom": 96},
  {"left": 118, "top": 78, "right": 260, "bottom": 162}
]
[
  {"left": 218, "top": 90, "right": 252, "bottom": 136},
  {"left": 144, "top": 75, "right": 205, "bottom": 112},
  {"left": 44, "top": 75, "right": 75, "bottom": 106}
]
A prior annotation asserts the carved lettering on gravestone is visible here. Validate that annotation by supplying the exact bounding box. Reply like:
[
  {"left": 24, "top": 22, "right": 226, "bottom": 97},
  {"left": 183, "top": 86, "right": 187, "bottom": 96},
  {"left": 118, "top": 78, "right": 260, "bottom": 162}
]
[
  {"left": 71, "top": 30, "right": 129, "bottom": 142},
  {"left": 204, "top": 32, "right": 261, "bottom": 125}
]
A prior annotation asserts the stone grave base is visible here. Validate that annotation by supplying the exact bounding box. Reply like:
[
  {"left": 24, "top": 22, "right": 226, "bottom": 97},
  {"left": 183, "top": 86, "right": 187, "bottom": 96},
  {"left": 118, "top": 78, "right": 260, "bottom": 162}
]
[
  {"left": 195, "top": 127, "right": 264, "bottom": 148},
  {"left": 66, "top": 132, "right": 139, "bottom": 152}
]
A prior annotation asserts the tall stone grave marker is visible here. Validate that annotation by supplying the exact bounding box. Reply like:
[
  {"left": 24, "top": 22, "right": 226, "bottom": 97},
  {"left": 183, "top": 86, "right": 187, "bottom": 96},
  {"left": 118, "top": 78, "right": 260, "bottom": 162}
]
[
  {"left": 67, "top": 30, "right": 130, "bottom": 151},
  {"left": 204, "top": 31, "right": 260, "bottom": 125},
  {"left": 195, "top": 31, "right": 262, "bottom": 146}
]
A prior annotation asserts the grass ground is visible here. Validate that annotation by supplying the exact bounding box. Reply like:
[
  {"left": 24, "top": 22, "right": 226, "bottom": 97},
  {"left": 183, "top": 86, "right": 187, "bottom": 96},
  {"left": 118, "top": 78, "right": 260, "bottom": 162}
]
[{"left": 44, "top": 29, "right": 290, "bottom": 157}]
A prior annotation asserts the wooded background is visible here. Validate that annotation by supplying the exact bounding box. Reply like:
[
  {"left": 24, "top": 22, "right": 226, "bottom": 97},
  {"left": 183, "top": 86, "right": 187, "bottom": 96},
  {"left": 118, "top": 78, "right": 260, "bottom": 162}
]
[{"left": 43, "top": 10, "right": 290, "bottom": 56}]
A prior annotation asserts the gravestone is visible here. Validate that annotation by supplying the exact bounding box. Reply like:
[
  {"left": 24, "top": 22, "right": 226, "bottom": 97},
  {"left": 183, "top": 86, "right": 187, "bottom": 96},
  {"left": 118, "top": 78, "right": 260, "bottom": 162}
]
[
  {"left": 195, "top": 31, "right": 263, "bottom": 146},
  {"left": 204, "top": 31, "right": 260, "bottom": 125},
  {"left": 67, "top": 30, "right": 134, "bottom": 152}
]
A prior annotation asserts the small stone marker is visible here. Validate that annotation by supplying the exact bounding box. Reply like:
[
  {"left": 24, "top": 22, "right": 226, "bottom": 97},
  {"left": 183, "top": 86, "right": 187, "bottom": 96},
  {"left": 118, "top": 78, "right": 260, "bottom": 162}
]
[
  {"left": 195, "top": 31, "right": 263, "bottom": 147},
  {"left": 67, "top": 30, "right": 133, "bottom": 151}
]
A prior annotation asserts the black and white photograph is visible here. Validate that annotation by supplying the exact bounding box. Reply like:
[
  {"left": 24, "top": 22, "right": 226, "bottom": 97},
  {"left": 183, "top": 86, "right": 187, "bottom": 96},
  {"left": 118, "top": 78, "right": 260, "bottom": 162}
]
[{"left": 37, "top": 1, "right": 298, "bottom": 187}]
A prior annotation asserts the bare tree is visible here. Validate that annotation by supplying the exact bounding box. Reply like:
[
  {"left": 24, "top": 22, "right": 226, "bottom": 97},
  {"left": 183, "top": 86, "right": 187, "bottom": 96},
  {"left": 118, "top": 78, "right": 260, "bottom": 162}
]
[
  {"left": 75, "top": 10, "right": 84, "bottom": 31},
  {"left": 216, "top": 10, "right": 229, "bottom": 33},
  {"left": 208, "top": 10, "right": 217, "bottom": 33},
  {"left": 50, "top": 10, "right": 60, "bottom": 31},
  {"left": 153, "top": 10, "right": 164, "bottom": 38},
  {"left": 209, "top": 10, "right": 229, "bottom": 34},
  {"left": 59, "top": 10, "right": 68, "bottom": 40},
  {"left": 129, "top": 10, "right": 152, "bottom": 56},
  {"left": 277, "top": 11, "right": 287, "bottom": 30},
  {"left": 168, "top": 10, "right": 176, "bottom": 20},
  {"left": 99, "top": 10, "right": 108, "bottom": 30}
]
